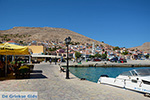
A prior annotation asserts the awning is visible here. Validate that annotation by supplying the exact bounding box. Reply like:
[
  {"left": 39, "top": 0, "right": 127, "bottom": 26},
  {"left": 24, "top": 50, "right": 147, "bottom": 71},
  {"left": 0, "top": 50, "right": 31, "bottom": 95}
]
[
  {"left": 31, "top": 54, "right": 61, "bottom": 58},
  {"left": 0, "top": 42, "right": 31, "bottom": 76},
  {"left": 0, "top": 42, "right": 30, "bottom": 55}
]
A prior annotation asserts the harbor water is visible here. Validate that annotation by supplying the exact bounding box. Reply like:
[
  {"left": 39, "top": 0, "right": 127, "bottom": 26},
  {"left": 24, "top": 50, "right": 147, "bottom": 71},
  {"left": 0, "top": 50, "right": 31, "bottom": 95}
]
[{"left": 69, "top": 67, "right": 149, "bottom": 83}]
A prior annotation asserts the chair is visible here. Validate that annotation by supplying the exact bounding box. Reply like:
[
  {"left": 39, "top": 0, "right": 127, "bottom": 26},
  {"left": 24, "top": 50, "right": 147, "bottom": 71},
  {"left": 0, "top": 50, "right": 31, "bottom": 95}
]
[{"left": 16, "top": 66, "right": 30, "bottom": 79}]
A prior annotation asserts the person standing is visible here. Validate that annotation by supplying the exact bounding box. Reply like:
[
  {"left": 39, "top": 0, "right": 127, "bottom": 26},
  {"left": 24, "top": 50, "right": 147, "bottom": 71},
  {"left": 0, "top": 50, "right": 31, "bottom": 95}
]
[
  {"left": 55, "top": 57, "right": 57, "bottom": 65},
  {"left": 49, "top": 58, "right": 52, "bottom": 64},
  {"left": 73, "top": 59, "right": 75, "bottom": 63},
  {"left": 58, "top": 58, "right": 61, "bottom": 65}
]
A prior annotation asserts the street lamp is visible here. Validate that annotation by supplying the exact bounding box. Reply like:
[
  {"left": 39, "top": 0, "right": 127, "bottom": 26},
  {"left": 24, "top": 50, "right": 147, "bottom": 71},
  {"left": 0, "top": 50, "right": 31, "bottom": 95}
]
[{"left": 65, "top": 36, "right": 71, "bottom": 79}]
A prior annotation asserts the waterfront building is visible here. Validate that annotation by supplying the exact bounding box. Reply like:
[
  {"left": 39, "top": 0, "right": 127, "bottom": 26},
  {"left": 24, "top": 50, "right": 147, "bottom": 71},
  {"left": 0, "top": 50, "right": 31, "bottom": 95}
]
[{"left": 27, "top": 45, "right": 44, "bottom": 55}]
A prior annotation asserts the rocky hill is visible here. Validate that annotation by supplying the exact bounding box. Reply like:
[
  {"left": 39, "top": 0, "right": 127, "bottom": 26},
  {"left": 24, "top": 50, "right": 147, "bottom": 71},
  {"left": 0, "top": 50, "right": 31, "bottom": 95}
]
[
  {"left": 129, "top": 42, "right": 150, "bottom": 53},
  {"left": 0, "top": 27, "right": 111, "bottom": 47}
]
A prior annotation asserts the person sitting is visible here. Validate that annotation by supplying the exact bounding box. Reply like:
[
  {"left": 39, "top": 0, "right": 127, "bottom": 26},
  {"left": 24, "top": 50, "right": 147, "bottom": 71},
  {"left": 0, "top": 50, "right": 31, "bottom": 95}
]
[
  {"left": 13, "top": 61, "right": 18, "bottom": 75},
  {"left": 0, "top": 61, "right": 3, "bottom": 77},
  {"left": 60, "top": 66, "right": 65, "bottom": 72},
  {"left": 7, "top": 61, "right": 14, "bottom": 74},
  {"left": 0, "top": 61, "right": 5, "bottom": 77},
  {"left": 58, "top": 59, "right": 61, "bottom": 65}
]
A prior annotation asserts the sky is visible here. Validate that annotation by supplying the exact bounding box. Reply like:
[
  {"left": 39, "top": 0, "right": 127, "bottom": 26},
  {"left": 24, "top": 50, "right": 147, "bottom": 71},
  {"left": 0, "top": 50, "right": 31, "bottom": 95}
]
[{"left": 0, "top": 0, "right": 150, "bottom": 48}]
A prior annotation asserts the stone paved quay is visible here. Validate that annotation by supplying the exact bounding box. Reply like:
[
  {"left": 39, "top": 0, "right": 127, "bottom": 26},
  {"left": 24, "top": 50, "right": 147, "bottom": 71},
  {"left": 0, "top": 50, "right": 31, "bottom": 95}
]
[{"left": 0, "top": 63, "right": 149, "bottom": 100}]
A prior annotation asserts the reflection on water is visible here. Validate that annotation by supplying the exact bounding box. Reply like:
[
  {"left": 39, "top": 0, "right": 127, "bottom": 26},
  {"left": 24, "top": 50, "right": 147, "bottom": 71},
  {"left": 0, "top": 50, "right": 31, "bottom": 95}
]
[{"left": 69, "top": 67, "right": 149, "bottom": 83}]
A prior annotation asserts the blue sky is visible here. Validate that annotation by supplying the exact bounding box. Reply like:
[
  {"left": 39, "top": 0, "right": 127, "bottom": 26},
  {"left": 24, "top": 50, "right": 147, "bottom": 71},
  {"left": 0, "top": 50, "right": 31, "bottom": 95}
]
[{"left": 0, "top": 0, "right": 150, "bottom": 48}]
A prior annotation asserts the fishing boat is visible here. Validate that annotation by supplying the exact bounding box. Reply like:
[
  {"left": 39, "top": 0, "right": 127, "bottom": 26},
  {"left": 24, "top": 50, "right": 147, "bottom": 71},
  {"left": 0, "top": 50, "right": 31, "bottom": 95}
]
[{"left": 97, "top": 68, "right": 150, "bottom": 94}]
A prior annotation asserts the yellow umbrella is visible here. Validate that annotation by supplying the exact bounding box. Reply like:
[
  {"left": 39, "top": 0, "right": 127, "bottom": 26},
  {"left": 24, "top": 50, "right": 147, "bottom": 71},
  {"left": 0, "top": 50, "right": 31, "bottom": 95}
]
[{"left": 0, "top": 42, "right": 31, "bottom": 76}]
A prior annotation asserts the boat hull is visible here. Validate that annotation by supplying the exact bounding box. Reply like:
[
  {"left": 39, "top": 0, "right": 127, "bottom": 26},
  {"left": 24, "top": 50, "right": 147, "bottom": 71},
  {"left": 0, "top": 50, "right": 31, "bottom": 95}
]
[{"left": 98, "top": 77, "right": 150, "bottom": 94}]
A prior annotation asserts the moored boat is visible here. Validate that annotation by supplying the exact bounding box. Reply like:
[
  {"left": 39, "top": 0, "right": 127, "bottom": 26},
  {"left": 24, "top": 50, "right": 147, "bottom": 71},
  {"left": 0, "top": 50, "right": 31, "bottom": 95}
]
[{"left": 97, "top": 68, "right": 150, "bottom": 94}]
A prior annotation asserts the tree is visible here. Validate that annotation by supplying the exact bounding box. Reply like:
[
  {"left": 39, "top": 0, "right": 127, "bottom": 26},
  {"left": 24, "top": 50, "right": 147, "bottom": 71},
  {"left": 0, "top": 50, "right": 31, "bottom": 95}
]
[
  {"left": 70, "top": 41, "right": 75, "bottom": 45},
  {"left": 101, "top": 54, "right": 107, "bottom": 59},
  {"left": 75, "top": 42, "right": 80, "bottom": 45},
  {"left": 100, "top": 44, "right": 104, "bottom": 47},
  {"left": 89, "top": 55, "right": 94, "bottom": 58},
  {"left": 6, "top": 38, "right": 11, "bottom": 41},
  {"left": 75, "top": 52, "right": 82, "bottom": 62},
  {"left": 75, "top": 52, "right": 81, "bottom": 58},
  {"left": 102, "top": 49, "right": 105, "bottom": 52},
  {"left": 122, "top": 50, "right": 128, "bottom": 55},
  {"left": 94, "top": 53, "right": 101, "bottom": 58},
  {"left": 145, "top": 55, "right": 149, "bottom": 59},
  {"left": 113, "top": 46, "right": 120, "bottom": 51},
  {"left": 19, "top": 41, "right": 23, "bottom": 45},
  {"left": 58, "top": 46, "right": 62, "bottom": 49},
  {"left": 48, "top": 47, "right": 57, "bottom": 51},
  {"left": 131, "top": 49, "right": 135, "bottom": 51}
]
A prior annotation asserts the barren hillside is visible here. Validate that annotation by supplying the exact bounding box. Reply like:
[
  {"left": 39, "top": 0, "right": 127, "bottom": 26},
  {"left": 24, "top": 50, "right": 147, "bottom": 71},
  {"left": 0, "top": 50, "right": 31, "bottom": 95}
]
[
  {"left": 129, "top": 42, "right": 150, "bottom": 53},
  {"left": 0, "top": 27, "right": 111, "bottom": 47}
]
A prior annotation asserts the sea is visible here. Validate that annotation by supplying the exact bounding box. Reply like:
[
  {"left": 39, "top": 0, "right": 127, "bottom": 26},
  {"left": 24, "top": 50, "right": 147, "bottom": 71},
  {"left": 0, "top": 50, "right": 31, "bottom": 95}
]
[{"left": 69, "top": 67, "right": 149, "bottom": 83}]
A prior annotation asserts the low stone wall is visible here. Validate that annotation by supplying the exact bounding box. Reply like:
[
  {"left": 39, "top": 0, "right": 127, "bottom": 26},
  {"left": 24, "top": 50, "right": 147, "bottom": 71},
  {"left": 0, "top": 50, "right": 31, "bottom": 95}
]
[{"left": 61, "top": 63, "right": 150, "bottom": 67}]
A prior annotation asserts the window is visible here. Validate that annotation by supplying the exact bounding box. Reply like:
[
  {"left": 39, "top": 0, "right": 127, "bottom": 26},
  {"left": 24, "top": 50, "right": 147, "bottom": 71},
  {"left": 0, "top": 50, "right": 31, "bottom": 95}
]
[
  {"left": 120, "top": 71, "right": 132, "bottom": 76},
  {"left": 131, "top": 71, "right": 138, "bottom": 76}
]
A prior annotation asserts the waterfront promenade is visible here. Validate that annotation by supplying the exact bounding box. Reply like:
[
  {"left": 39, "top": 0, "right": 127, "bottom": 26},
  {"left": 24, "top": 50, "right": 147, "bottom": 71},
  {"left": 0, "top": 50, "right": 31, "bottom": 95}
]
[{"left": 0, "top": 63, "right": 149, "bottom": 100}]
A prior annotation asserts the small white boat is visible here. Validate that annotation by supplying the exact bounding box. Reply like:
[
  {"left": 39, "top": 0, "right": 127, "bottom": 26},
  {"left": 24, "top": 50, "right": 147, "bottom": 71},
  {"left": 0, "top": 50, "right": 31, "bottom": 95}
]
[{"left": 97, "top": 68, "right": 150, "bottom": 94}]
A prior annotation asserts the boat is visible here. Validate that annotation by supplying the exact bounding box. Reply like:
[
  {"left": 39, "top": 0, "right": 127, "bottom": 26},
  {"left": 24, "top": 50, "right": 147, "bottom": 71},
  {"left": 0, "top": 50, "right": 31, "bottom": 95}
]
[{"left": 97, "top": 68, "right": 150, "bottom": 94}]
